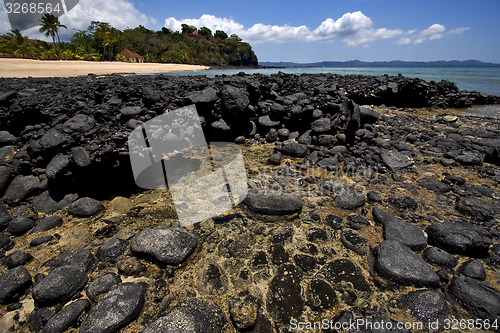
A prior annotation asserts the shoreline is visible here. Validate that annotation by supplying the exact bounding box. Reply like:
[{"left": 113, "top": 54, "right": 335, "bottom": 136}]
[{"left": 0, "top": 58, "right": 210, "bottom": 78}]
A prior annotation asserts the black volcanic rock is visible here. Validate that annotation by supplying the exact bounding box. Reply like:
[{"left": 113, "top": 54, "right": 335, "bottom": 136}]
[
  {"left": 279, "top": 140, "right": 308, "bottom": 157},
  {"left": 267, "top": 263, "right": 304, "bottom": 324},
  {"left": 80, "top": 283, "right": 145, "bottom": 333},
  {"left": 32, "top": 266, "right": 87, "bottom": 307},
  {"left": 373, "top": 240, "right": 440, "bottom": 287},
  {"left": 0, "top": 266, "right": 32, "bottom": 304},
  {"left": 426, "top": 221, "right": 492, "bottom": 257},
  {"left": 142, "top": 298, "right": 227, "bottom": 333},
  {"left": 7, "top": 217, "right": 35, "bottom": 236},
  {"left": 448, "top": 275, "right": 500, "bottom": 320},
  {"left": 43, "top": 248, "right": 96, "bottom": 273},
  {"left": 32, "top": 216, "right": 63, "bottom": 234},
  {"left": 68, "top": 197, "right": 104, "bottom": 217},
  {"left": 185, "top": 87, "right": 218, "bottom": 105},
  {"left": 86, "top": 273, "right": 122, "bottom": 302},
  {"left": 45, "top": 154, "right": 70, "bottom": 179},
  {"left": 458, "top": 259, "right": 486, "bottom": 281},
  {"left": 372, "top": 207, "right": 427, "bottom": 250},
  {"left": 131, "top": 225, "right": 198, "bottom": 265},
  {"left": 40, "top": 129, "right": 67, "bottom": 150},
  {"left": 0, "top": 201, "right": 12, "bottom": 230},
  {"left": 62, "top": 114, "right": 95, "bottom": 133},
  {"left": 0, "top": 166, "right": 10, "bottom": 193},
  {"left": 456, "top": 196, "right": 498, "bottom": 221},
  {"left": 42, "top": 299, "right": 90, "bottom": 333},
  {"left": 396, "top": 289, "right": 449, "bottom": 322},
  {"left": 243, "top": 189, "right": 303, "bottom": 216},
  {"left": 3, "top": 175, "right": 44, "bottom": 204},
  {"left": 423, "top": 247, "right": 457, "bottom": 268},
  {"left": 322, "top": 179, "right": 365, "bottom": 210},
  {"left": 222, "top": 85, "right": 249, "bottom": 116}
]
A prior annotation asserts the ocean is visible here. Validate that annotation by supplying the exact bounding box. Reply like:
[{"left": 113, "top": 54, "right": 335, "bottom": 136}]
[{"left": 163, "top": 66, "right": 500, "bottom": 97}]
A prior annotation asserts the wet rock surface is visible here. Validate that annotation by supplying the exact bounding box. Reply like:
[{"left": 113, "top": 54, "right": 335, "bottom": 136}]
[{"left": 0, "top": 73, "right": 499, "bottom": 331}]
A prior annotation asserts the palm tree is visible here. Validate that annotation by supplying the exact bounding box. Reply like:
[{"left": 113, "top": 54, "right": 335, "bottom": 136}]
[
  {"left": 39, "top": 13, "right": 67, "bottom": 47},
  {"left": 0, "top": 29, "right": 30, "bottom": 58}
]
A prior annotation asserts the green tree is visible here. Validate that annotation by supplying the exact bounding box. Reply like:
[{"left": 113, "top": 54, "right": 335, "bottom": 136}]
[
  {"left": 181, "top": 24, "right": 196, "bottom": 34},
  {"left": 198, "top": 27, "right": 212, "bottom": 38},
  {"left": 39, "top": 13, "right": 67, "bottom": 47},
  {"left": 214, "top": 30, "right": 228, "bottom": 40},
  {"left": 0, "top": 29, "right": 31, "bottom": 58}
]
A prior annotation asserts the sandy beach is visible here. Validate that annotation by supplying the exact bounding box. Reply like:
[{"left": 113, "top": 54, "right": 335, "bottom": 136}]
[{"left": 0, "top": 58, "right": 210, "bottom": 78}]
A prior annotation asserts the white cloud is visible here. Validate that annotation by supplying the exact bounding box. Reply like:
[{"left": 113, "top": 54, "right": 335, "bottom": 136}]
[
  {"left": 398, "top": 23, "right": 470, "bottom": 45},
  {"left": 0, "top": 0, "right": 157, "bottom": 41},
  {"left": 164, "top": 12, "right": 469, "bottom": 47}
]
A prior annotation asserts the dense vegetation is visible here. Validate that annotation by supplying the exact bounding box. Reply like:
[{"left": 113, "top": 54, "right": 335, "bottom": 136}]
[{"left": 0, "top": 19, "right": 258, "bottom": 66}]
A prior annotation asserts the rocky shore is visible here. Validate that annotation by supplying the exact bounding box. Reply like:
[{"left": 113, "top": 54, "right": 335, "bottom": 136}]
[{"left": 0, "top": 72, "right": 499, "bottom": 332}]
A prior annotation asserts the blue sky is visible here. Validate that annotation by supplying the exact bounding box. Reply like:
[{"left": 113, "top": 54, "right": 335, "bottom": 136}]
[{"left": 1, "top": 0, "right": 499, "bottom": 63}]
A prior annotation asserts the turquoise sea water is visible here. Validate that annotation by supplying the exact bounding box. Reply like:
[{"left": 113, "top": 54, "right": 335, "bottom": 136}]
[{"left": 163, "top": 66, "right": 500, "bottom": 97}]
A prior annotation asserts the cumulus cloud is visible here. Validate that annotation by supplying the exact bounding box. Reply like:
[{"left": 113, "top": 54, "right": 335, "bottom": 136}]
[
  {"left": 0, "top": 0, "right": 157, "bottom": 41},
  {"left": 164, "top": 12, "right": 468, "bottom": 47},
  {"left": 397, "top": 23, "right": 470, "bottom": 45}
]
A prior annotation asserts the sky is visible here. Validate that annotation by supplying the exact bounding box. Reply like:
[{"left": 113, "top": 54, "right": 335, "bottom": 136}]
[{"left": 1, "top": 0, "right": 499, "bottom": 63}]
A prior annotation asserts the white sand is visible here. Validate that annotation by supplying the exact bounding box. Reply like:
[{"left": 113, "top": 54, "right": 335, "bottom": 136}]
[{"left": 0, "top": 58, "right": 210, "bottom": 78}]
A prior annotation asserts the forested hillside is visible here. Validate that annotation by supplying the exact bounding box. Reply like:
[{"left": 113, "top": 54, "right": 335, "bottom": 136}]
[{"left": 0, "top": 20, "right": 259, "bottom": 66}]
